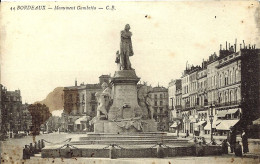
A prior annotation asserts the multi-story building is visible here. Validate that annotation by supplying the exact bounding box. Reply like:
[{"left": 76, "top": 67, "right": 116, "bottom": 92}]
[
  {"left": 168, "top": 79, "right": 182, "bottom": 132},
  {"left": 21, "top": 103, "right": 32, "bottom": 132},
  {"left": 170, "top": 42, "right": 260, "bottom": 137},
  {"left": 0, "top": 85, "right": 32, "bottom": 136},
  {"left": 63, "top": 75, "right": 110, "bottom": 132},
  {"left": 149, "top": 86, "right": 169, "bottom": 131},
  {"left": 1, "top": 88, "right": 23, "bottom": 133}
]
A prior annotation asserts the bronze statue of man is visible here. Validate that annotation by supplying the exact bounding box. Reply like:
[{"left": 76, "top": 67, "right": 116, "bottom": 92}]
[{"left": 120, "top": 24, "right": 134, "bottom": 70}]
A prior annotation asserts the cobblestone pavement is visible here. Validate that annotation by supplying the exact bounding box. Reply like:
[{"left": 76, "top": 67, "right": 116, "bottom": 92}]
[{"left": 0, "top": 133, "right": 259, "bottom": 164}]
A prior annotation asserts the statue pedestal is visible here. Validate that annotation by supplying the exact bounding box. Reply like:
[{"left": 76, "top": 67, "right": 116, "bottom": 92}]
[
  {"left": 94, "top": 69, "right": 157, "bottom": 133},
  {"left": 108, "top": 70, "right": 142, "bottom": 120}
]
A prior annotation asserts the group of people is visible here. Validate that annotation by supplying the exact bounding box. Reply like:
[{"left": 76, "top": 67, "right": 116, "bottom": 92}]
[
  {"left": 23, "top": 139, "right": 45, "bottom": 159},
  {"left": 222, "top": 128, "right": 249, "bottom": 157}
]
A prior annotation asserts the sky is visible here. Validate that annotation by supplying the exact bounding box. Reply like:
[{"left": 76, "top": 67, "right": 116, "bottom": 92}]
[{"left": 1, "top": 1, "right": 259, "bottom": 104}]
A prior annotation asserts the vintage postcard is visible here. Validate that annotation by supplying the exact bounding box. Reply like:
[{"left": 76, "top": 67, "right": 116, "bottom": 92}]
[{"left": 0, "top": 0, "right": 260, "bottom": 164}]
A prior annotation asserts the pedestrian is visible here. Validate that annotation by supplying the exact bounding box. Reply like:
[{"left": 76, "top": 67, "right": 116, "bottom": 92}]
[
  {"left": 229, "top": 128, "right": 236, "bottom": 153},
  {"left": 29, "top": 143, "right": 34, "bottom": 156},
  {"left": 186, "top": 130, "right": 189, "bottom": 137},
  {"left": 202, "top": 137, "right": 207, "bottom": 145},
  {"left": 222, "top": 139, "right": 229, "bottom": 154},
  {"left": 242, "top": 130, "right": 249, "bottom": 153},
  {"left": 23, "top": 145, "right": 30, "bottom": 159},
  {"left": 212, "top": 139, "right": 217, "bottom": 145},
  {"left": 196, "top": 142, "right": 204, "bottom": 156},
  {"left": 234, "top": 141, "right": 242, "bottom": 157}
]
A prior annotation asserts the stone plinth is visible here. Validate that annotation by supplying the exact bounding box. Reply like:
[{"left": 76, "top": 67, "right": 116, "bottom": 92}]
[
  {"left": 94, "top": 119, "right": 157, "bottom": 134},
  {"left": 108, "top": 70, "right": 142, "bottom": 120}
]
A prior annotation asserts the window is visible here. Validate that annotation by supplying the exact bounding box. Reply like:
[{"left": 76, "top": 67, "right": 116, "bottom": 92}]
[
  {"left": 160, "top": 101, "right": 163, "bottom": 106},
  {"left": 219, "top": 74, "right": 222, "bottom": 87},
  {"left": 235, "top": 69, "right": 239, "bottom": 82},
  {"left": 234, "top": 89, "right": 237, "bottom": 101},
  {"left": 91, "top": 93, "right": 96, "bottom": 100},
  {"left": 69, "top": 94, "right": 73, "bottom": 101},
  {"left": 160, "top": 94, "right": 163, "bottom": 99},
  {"left": 76, "top": 94, "right": 80, "bottom": 102},
  {"left": 154, "top": 101, "right": 157, "bottom": 106},
  {"left": 92, "top": 105, "right": 96, "bottom": 112},
  {"left": 225, "top": 72, "right": 228, "bottom": 86},
  {"left": 230, "top": 90, "right": 233, "bottom": 102},
  {"left": 230, "top": 71, "right": 233, "bottom": 84},
  {"left": 154, "top": 94, "right": 157, "bottom": 99}
]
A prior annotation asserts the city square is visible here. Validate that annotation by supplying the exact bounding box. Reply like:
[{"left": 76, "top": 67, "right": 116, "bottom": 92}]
[{"left": 1, "top": 1, "right": 260, "bottom": 163}]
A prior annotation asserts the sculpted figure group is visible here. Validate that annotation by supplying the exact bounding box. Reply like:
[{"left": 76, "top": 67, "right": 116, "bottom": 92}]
[{"left": 96, "top": 82, "right": 112, "bottom": 120}]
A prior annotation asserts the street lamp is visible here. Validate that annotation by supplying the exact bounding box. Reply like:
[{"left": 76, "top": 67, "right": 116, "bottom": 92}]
[{"left": 209, "top": 104, "right": 214, "bottom": 143}]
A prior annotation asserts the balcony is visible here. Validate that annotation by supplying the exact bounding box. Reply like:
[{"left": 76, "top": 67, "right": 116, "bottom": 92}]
[
  {"left": 175, "top": 105, "right": 182, "bottom": 110},
  {"left": 215, "top": 100, "right": 241, "bottom": 107}
]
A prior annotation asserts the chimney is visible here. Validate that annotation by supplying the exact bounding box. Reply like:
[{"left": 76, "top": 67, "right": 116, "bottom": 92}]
[
  {"left": 235, "top": 38, "right": 237, "bottom": 52},
  {"left": 75, "top": 79, "right": 77, "bottom": 86},
  {"left": 249, "top": 44, "right": 251, "bottom": 49},
  {"left": 243, "top": 40, "right": 245, "bottom": 49},
  {"left": 226, "top": 41, "right": 228, "bottom": 50},
  {"left": 229, "top": 43, "right": 230, "bottom": 50},
  {"left": 220, "top": 44, "right": 222, "bottom": 50}
]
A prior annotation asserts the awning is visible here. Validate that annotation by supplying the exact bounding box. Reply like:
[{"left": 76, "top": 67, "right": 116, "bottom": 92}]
[
  {"left": 253, "top": 118, "right": 260, "bottom": 125},
  {"left": 217, "top": 110, "right": 227, "bottom": 118},
  {"left": 189, "top": 116, "right": 196, "bottom": 123},
  {"left": 75, "top": 116, "right": 90, "bottom": 124},
  {"left": 216, "top": 119, "right": 239, "bottom": 130},
  {"left": 195, "top": 121, "right": 206, "bottom": 126},
  {"left": 204, "top": 120, "right": 221, "bottom": 130},
  {"left": 170, "top": 122, "right": 178, "bottom": 128},
  {"left": 226, "top": 108, "right": 239, "bottom": 115}
]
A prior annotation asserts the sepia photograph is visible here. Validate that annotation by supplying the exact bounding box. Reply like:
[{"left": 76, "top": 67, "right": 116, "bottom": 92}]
[{"left": 0, "top": 0, "right": 260, "bottom": 163}]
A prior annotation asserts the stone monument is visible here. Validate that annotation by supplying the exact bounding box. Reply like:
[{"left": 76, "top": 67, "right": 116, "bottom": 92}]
[{"left": 93, "top": 24, "right": 157, "bottom": 133}]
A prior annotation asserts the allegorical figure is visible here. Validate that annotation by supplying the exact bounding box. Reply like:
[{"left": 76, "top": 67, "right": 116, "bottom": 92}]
[
  {"left": 145, "top": 94, "right": 154, "bottom": 119},
  {"left": 120, "top": 24, "right": 134, "bottom": 70},
  {"left": 96, "top": 82, "right": 111, "bottom": 119}
]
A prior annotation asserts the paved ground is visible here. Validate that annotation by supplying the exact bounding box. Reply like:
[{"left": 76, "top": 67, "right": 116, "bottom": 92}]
[{"left": 0, "top": 132, "right": 259, "bottom": 164}]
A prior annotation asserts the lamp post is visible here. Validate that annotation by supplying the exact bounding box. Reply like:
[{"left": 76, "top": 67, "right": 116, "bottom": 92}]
[{"left": 209, "top": 104, "right": 214, "bottom": 143}]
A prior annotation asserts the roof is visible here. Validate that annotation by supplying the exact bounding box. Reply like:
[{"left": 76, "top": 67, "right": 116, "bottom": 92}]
[
  {"left": 195, "top": 121, "right": 206, "bottom": 126},
  {"left": 204, "top": 120, "right": 221, "bottom": 130},
  {"left": 75, "top": 116, "right": 90, "bottom": 124},
  {"left": 64, "top": 84, "right": 102, "bottom": 90},
  {"left": 217, "top": 108, "right": 239, "bottom": 118},
  {"left": 151, "top": 87, "right": 168, "bottom": 92},
  {"left": 170, "top": 122, "right": 178, "bottom": 128},
  {"left": 99, "top": 75, "right": 110, "bottom": 78},
  {"left": 253, "top": 118, "right": 260, "bottom": 125},
  {"left": 216, "top": 119, "right": 239, "bottom": 130},
  {"left": 217, "top": 110, "right": 227, "bottom": 118}
]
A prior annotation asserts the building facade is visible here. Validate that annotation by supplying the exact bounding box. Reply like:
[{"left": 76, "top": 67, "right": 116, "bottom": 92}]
[
  {"left": 0, "top": 87, "right": 24, "bottom": 133},
  {"left": 168, "top": 79, "right": 182, "bottom": 132},
  {"left": 63, "top": 75, "right": 110, "bottom": 132},
  {"left": 169, "top": 43, "right": 260, "bottom": 136},
  {"left": 149, "top": 86, "right": 169, "bottom": 131}
]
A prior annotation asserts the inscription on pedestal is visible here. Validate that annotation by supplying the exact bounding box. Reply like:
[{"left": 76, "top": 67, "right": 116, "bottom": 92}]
[{"left": 114, "top": 85, "right": 138, "bottom": 107}]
